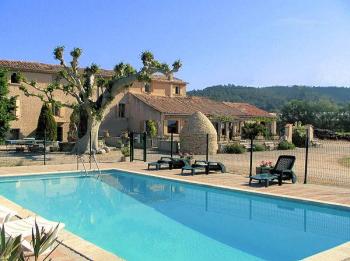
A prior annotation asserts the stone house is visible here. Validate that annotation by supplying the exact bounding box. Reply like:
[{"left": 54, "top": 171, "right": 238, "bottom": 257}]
[
  {"left": 0, "top": 60, "right": 276, "bottom": 142},
  {"left": 115, "top": 93, "right": 276, "bottom": 141}
]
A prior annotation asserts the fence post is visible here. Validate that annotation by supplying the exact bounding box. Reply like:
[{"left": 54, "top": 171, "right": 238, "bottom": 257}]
[
  {"left": 304, "top": 130, "right": 309, "bottom": 184},
  {"left": 170, "top": 132, "right": 173, "bottom": 158},
  {"left": 143, "top": 132, "right": 147, "bottom": 162},
  {"left": 130, "top": 132, "right": 134, "bottom": 162},
  {"left": 43, "top": 129, "right": 46, "bottom": 166},
  {"left": 249, "top": 137, "right": 253, "bottom": 177},
  {"left": 89, "top": 130, "right": 92, "bottom": 170},
  {"left": 206, "top": 133, "right": 209, "bottom": 162}
]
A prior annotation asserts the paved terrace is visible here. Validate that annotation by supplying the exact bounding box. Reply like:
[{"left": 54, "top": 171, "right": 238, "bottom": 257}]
[{"left": 0, "top": 162, "right": 349, "bottom": 260}]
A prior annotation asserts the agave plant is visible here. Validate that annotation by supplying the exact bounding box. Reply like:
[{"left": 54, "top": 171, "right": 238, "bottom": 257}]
[
  {"left": 30, "top": 221, "right": 60, "bottom": 261},
  {"left": 0, "top": 225, "right": 25, "bottom": 261}
]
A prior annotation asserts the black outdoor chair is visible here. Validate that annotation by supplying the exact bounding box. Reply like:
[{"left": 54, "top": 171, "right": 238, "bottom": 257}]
[
  {"left": 147, "top": 157, "right": 173, "bottom": 170},
  {"left": 148, "top": 157, "right": 188, "bottom": 170},
  {"left": 249, "top": 155, "right": 297, "bottom": 187},
  {"left": 169, "top": 158, "right": 187, "bottom": 169},
  {"left": 181, "top": 160, "right": 207, "bottom": 175},
  {"left": 181, "top": 160, "right": 227, "bottom": 175}
]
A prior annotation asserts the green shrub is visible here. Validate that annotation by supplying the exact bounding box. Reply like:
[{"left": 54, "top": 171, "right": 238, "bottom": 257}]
[
  {"left": 241, "top": 122, "right": 267, "bottom": 140},
  {"left": 121, "top": 146, "right": 130, "bottom": 157},
  {"left": 116, "top": 140, "right": 123, "bottom": 148},
  {"left": 224, "top": 143, "right": 246, "bottom": 154},
  {"left": 36, "top": 103, "right": 57, "bottom": 141},
  {"left": 253, "top": 144, "right": 266, "bottom": 151},
  {"left": 278, "top": 141, "right": 296, "bottom": 150},
  {"left": 0, "top": 70, "right": 16, "bottom": 143},
  {"left": 146, "top": 120, "right": 158, "bottom": 138},
  {"left": 292, "top": 127, "right": 307, "bottom": 147}
]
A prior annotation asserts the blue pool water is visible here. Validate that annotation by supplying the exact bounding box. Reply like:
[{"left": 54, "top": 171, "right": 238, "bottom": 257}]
[{"left": 0, "top": 170, "right": 349, "bottom": 260}]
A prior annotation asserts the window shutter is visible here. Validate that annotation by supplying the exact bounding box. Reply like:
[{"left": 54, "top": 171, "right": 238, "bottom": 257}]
[{"left": 15, "top": 99, "right": 21, "bottom": 117}]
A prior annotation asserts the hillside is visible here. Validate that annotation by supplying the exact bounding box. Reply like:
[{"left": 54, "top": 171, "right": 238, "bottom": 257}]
[{"left": 187, "top": 85, "right": 350, "bottom": 111}]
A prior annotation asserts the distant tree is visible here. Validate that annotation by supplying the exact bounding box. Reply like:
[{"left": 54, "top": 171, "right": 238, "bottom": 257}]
[
  {"left": 188, "top": 85, "right": 350, "bottom": 112},
  {"left": 241, "top": 122, "right": 266, "bottom": 140},
  {"left": 279, "top": 100, "right": 316, "bottom": 126},
  {"left": 338, "top": 103, "right": 350, "bottom": 132},
  {"left": 0, "top": 70, "right": 16, "bottom": 143},
  {"left": 279, "top": 99, "right": 343, "bottom": 131},
  {"left": 36, "top": 103, "right": 57, "bottom": 141},
  {"left": 312, "top": 100, "right": 339, "bottom": 130},
  {"left": 146, "top": 120, "right": 158, "bottom": 138}
]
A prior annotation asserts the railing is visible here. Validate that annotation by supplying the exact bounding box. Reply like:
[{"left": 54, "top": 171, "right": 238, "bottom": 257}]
[
  {"left": 76, "top": 153, "right": 101, "bottom": 179},
  {"left": 76, "top": 154, "right": 88, "bottom": 176},
  {"left": 91, "top": 152, "right": 102, "bottom": 179}
]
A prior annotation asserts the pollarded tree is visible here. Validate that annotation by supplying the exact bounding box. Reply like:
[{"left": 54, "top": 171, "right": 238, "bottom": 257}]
[
  {"left": 18, "top": 47, "right": 181, "bottom": 154},
  {"left": 0, "top": 70, "right": 16, "bottom": 143},
  {"left": 36, "top": 103, "right": 57, "bottom": 141}
]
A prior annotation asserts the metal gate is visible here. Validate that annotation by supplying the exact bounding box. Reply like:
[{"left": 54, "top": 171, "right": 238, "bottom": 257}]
[{"left": 130, "top": 132, "right": 147, "bottom": 162}]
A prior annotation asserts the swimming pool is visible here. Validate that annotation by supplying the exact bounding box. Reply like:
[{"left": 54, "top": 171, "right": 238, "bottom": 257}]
[{"left": 0, "top": 170, "right": 349, "bottom": 260}]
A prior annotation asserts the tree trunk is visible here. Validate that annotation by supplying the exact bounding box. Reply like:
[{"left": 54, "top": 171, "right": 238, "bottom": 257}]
[{"left": 72, "top": 116, "right": 101, "bottom": 154}]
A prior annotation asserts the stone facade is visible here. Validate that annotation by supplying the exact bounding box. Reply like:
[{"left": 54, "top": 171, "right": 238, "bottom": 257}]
[
  {"left": 7, "top": 71, "right": 74, "bottom": 141},
  {"left": 1, "top": 60, "right": 276, "bottom": 143},
  {"left": 1, "top": 60, "right": 186, "bottom": 142}
]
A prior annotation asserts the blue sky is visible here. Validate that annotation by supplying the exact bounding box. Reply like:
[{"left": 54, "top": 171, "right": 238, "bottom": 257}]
[{"left": 0, "top": 0, "right": 350, "bottom": 90}]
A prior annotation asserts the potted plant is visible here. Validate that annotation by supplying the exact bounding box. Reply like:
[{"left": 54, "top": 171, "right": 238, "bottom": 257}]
[
  {"left": 256, "top": 160, "right": 273, "bottom": 174},
  {"left": 120, "top": 146, "right": 130, "bottom": 162}
]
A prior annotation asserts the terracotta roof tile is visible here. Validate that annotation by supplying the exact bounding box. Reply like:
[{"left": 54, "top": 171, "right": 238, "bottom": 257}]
[
  {"left": 0, "top": 59, "right": 185, "bottom": 83},
  {"left": 0, "top": 59, "right": 113, "bottom": 77},
  {"left": 132, "top": 94, "right": 272, "bottom": 118},
  {"left": 131, "top": 93, "right": 245, "bottom": 117},
  {"left": 223, "top": 102, "right": 273, "bottom": 117}
]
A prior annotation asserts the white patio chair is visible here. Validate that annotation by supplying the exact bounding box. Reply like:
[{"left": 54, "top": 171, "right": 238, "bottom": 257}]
[
  {"left": 0, "top": 205, "right": 17, "bottom": 224},
  {"left": 2, "top": 216, "right": 65, "bottom": 257}
]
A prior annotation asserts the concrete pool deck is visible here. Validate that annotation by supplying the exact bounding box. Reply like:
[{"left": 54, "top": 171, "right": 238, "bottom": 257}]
[{"left": 0, "top": 162, "right": 349, "bottom": 260}]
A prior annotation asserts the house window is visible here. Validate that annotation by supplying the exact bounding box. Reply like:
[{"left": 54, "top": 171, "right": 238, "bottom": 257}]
[
  {"left": 144, "top": 83, "right": 151, "bottom": 93},
  {"left": 174, "top": 86, "right": 180, "bottom": 95},
  {"left": 57, "top": 126, "right": 63, "bottom": 142},
  {"left": 167, "top": 120, "right": 179, "bottom": 134},
  {"left": 9, "top": 129, "right": 20, "bottom": 140},
  {"left": 118, "top": 103, "right": 126, "bottom": 118},
  {"left": 10, "top": 73, "right": 20, "bottom": 84},
  {"left": 52, "top": 104, "right": 61, "bottom": 117},
  {"left": 9, "top": 98, "right": 20, "bottom": 117},
  {"left": 15, "top": 99, "right": 20, "bottom": 117}
]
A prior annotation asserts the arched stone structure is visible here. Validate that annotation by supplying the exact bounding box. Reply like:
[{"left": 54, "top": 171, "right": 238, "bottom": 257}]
[{"left": 180, "top": 111, "right": 218, "bottom": 155}]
